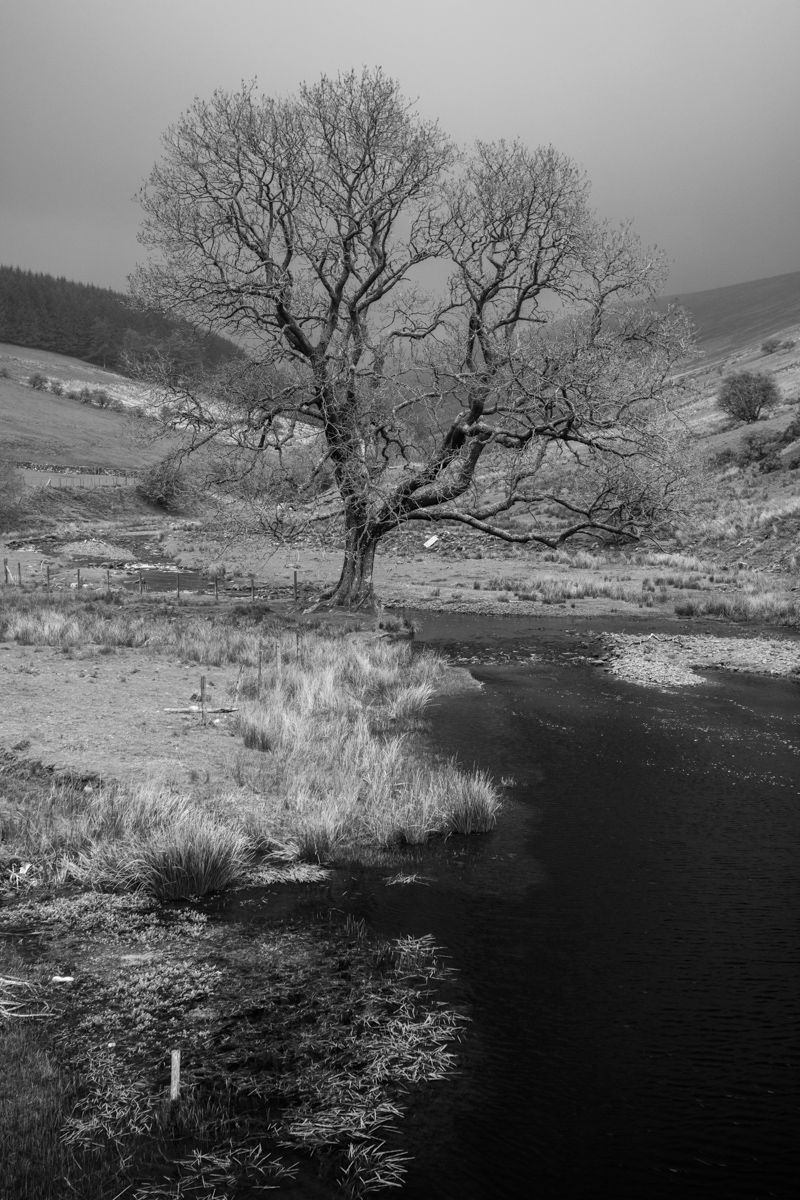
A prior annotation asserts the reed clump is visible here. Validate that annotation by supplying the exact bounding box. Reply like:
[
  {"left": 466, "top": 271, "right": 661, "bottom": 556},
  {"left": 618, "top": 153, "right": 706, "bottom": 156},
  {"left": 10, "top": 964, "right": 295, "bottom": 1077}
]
[
  {"left": 1, "top": 630, "right": 501, "bottom": 894},
  {"left": 675, "top": 591, "right": 800, "bottom": 624},
  {"left": 231, "top": 633, "right": 500, "bottom": 860}
]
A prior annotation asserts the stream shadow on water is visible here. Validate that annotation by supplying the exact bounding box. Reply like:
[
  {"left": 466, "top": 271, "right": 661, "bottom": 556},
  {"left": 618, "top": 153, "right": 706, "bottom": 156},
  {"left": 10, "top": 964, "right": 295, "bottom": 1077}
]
[{"left": 312, "top": 612, "right": 797, "bottom": 1200}]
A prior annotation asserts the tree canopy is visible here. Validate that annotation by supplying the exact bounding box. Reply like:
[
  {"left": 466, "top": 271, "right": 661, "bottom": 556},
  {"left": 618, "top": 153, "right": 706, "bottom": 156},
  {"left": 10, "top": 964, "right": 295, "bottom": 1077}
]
[
  {"left": 132, "top": 68, "right": 694, "bottom": 607},
  {"left": 717, "top": 370, "right": 780, "bottom": 424}
]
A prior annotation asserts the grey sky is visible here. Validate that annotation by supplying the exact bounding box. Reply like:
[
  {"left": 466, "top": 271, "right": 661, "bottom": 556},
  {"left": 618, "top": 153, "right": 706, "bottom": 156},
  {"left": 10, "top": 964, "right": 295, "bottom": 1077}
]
[{"left": 2, "top": 0, "right": 798, "bottom": 297}]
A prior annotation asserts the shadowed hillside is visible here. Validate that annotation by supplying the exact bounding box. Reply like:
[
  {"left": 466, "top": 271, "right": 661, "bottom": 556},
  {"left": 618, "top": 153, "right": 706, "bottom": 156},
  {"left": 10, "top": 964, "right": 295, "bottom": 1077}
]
[{"left": 657, "top": 271, "right": 800, "bottom": 361}]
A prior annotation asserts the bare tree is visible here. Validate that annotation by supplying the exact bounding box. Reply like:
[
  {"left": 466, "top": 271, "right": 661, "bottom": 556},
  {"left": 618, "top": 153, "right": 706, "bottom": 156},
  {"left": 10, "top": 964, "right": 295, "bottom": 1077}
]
[{"left": 131, "top": 69, "right": 694, "bottom": 607}]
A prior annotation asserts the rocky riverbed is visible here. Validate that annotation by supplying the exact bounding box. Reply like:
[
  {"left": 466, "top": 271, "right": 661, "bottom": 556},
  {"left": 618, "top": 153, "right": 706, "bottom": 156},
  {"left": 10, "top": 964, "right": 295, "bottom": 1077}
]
[{"left": 601, "top": 631, "right": 800, "bottom": 688}]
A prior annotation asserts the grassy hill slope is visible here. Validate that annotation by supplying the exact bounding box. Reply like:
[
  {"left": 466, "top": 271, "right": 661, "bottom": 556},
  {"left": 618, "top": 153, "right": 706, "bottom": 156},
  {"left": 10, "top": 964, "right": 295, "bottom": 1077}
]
[
  {"left": 657, "top": 271, "right": 800, "bottom": 361},
  {"left": 0, "top": 343, "right": 166, "bottom": 469}
]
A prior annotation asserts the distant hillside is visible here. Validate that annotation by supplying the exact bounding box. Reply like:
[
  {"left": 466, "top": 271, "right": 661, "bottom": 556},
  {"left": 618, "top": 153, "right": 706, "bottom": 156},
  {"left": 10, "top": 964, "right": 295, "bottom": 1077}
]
[
  {"left": 657, "top": 271, "right": 800, "bottom": 361},
  {"left": 0, "top": 265, "right": 244, "bottom": 376}
]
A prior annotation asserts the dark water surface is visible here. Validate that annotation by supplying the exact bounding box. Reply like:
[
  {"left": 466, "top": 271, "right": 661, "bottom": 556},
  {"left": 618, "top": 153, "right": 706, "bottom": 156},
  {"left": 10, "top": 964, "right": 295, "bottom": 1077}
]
[{"left": 344, "top": 613, "right": 799, "bottom": 1199}]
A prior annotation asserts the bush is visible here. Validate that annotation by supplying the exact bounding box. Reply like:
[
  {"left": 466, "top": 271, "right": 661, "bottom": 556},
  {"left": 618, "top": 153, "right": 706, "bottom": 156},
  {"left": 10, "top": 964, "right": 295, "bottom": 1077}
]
[
  {"left": 28, "top": 372, "right": 48, "bottom": 390},
  {"left": 761, "top": 337, "right": 782, "bottom": 355},
  {"left": 717, "top": 370, "right": 780, "bottom": 423},
  {"left": 49, "top": 379, "right": 64, "bottom": 396},
  {"left": 0, "top": 458, "right": 23, "bottom": 525},
  {"left": 94, "top": 389, "right": 111, "bottom": 408},
  {"left": 136, "top": 456, "right": 193, "bottom": 508}
]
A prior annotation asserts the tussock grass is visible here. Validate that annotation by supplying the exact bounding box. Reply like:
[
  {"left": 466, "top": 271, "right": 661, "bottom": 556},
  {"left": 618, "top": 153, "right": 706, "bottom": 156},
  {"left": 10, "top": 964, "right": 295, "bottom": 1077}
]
[
  {"left": 1, "top": 627, "right": 501, "bottom": 890},
  {"left": 2, "top": 778, "right": 249, "bottom": 899},
  {"left": 675, "top": 591, "right": 800, "bottom": 624},
  {"left": 0, "top": 595, "right": 284, "bottom": 664},
  {"left": 231, "top": 635, "right": 500, "bottom": 860},
  {"left": 627, "top": 550, "right": 714, "bottom": 571}
]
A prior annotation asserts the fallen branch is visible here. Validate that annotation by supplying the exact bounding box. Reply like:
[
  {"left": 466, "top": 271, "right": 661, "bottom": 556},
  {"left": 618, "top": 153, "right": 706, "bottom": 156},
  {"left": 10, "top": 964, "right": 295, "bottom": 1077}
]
[{"left": 163, "top": 706, "right": 239, "bottom": 714}]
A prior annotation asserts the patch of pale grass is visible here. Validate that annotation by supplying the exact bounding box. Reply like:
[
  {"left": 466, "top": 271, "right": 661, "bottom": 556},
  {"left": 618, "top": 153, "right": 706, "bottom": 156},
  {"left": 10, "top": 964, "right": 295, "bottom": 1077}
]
[
  {"left": 675, "top": 591, "right": 800, "bottom": 624},
  {"left": 3, "top": 610, "right": 82, "bottom": 647},
  {"left": 628, "top": 550, "right": 713, "bottom": 571}
]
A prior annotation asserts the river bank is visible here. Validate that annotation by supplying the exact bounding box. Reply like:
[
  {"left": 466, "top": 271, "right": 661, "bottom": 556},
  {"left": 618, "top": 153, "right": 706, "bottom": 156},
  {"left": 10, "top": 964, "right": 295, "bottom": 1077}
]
[{"left": 0, "top": 595, "right": 499, "bottom": 1198}]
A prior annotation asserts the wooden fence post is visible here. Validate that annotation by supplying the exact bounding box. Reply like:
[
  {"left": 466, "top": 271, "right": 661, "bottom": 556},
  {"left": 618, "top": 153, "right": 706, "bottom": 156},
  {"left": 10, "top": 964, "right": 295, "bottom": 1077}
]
[
  {"left": 293, "top": 568, "right": 299, "bottom": 604},
  {"left": 250, "top": 574, "right": 255, "bottom": 601},
  {"left": 176, "top": 574, "right": 180, "bottom": 599},
  {"left": 200, "top": 675, "right": 206, "bottom": 726},
  {"left": 3, "top": 558, "right": 9, "bottom": 585},
  {"left": 138, "top": 570, "right": 143, "bottom": 595},
  {"left": 170, "top": 1050, "right": 181, "bottom": 1102},
  {"left": 46, "top": 564, "right": 50, "bottom": 594},
  {"left": 77, "top": 568, "right": 81, "bottom": 590},
  {"left": 17, "top": 563, "right": 22, "bottom": 587}
]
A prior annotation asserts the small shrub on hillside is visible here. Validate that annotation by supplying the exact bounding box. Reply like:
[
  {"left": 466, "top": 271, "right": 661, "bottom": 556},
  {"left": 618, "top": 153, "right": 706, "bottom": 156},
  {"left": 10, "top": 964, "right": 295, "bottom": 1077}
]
[
  {"left": 782, "top": 339, "right": 796, "bottom": 350},
  {"left": 79, "top": 387, "right": 93, "bottom": 404},
  {"left": 28, "top": 372, "right": 48, "bottom": 390},
  {"left": 761, "top": 337, "right": 782, "bottom": 355},
  {"left": 0, "top": 365, "right": 11, "bottom": 378},
  {"left": 49, "top": 379, "right": 64, "bottom": 396},
  {"left": 137, "top": 456, "right": 193, "bottom": 508},
  {"left": 717, "top": 370, "right": 780, "bottom": 423},
  {"left": 94, "top": 389, "right": 112, "bottom": 408}
]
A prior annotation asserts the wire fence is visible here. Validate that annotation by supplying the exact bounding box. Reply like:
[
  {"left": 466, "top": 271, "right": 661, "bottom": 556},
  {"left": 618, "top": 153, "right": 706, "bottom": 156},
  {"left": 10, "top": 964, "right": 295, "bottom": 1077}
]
[{"left": 2, "top": 558, "right": 302, "bottom": 602}]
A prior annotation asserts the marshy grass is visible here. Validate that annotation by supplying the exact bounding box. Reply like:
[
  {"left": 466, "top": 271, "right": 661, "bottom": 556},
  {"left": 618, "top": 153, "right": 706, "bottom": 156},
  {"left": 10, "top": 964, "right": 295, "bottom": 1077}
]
[
  {"left": 1, "top": 627, "right": 501, "bottom": 893},
  {"left": 230, "top": 634, "right": 500, "bottom": 859},
  {"left": 675, "top": 590, "right": 800, "bottom": 624},
  {"left": 486, "top": 574, "right": 641, "bottom": 604},
  {"left": 0, "top": 593, "right": 283, "bottom": 664}
]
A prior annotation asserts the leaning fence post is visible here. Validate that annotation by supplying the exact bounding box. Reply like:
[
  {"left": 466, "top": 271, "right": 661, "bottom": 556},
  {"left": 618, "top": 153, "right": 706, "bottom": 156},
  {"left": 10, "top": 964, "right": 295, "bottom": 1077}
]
[
  {"left": 3, "top": 558, "right": 9, "bottom": 585},
  {"left": 170, "top": 1049, "right": 181, "bottom": 1102}
]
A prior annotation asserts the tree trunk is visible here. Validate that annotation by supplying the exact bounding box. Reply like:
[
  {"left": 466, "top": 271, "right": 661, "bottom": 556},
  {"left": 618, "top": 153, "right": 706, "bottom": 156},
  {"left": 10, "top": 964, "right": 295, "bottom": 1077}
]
[{"left": 323, "top": 522, "right": 380, "bottom": 609}]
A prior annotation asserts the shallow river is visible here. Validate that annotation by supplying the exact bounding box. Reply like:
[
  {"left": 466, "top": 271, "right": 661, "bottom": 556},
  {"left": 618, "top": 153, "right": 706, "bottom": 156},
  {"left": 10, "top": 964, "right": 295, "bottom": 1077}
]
[{"left": 335, "top": 613, "right": 800, "bottom": 1200}]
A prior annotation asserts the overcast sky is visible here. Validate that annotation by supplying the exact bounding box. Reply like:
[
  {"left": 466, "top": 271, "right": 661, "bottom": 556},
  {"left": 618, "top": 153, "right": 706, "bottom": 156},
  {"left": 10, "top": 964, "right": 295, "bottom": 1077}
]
[{"left": 2, "top": 0, "right": 798, "bottom": 298}]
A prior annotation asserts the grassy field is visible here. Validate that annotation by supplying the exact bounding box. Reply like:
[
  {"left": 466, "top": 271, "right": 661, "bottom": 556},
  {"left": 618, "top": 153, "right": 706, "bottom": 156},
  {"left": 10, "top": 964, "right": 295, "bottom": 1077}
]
[{"left": 0, "top": 342, "right": 166, "bottom": 469}]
